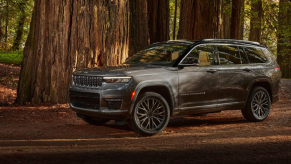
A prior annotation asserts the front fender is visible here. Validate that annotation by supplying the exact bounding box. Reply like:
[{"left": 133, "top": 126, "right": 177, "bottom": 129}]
[{"left": 129, "top": 81, "right": 176, "bottom": 116}]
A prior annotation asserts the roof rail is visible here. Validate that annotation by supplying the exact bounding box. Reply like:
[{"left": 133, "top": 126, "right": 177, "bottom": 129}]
[
  {"left": 166, "top": 40, "right": 194, "bottom": 44},
  {"left": 202, "top": 39, "right": 260, "bottom": 45}
]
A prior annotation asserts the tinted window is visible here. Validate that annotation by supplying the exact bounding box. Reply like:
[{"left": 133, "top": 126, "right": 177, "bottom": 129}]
[
  {"left": 244, "top": 47, "right": 267, "bottom": 63},
  {"left": 261, "top": 48, "right": 276, "bottom": 63},
  {"left": 238, "top": 46, "right": 248, "bottom": 64},
  {"left": 181, "top": 45, "right": 215, "bottom": 66},
  {"left": 124, "top": 43, "right": 191, "bottom": 65},
  {"left": 217, "top": 45, "right": 241, "bottom": 64}
]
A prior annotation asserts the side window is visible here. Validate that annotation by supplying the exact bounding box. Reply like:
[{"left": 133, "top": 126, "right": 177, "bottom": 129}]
[
  {"left": 181, "top": 45, "right": 215, "bottom": 66},
  {"left": 261, "top": 48, "right": 276, "bottom": 63},
  {"left": 244, "top": 47, "right": 267, "bottom": 63},
  {"left": 217, "top": 45, "right": 241, "bottom": 64},
  {"left": 238, "top": 46, "right": 249, "bottom": 64}
]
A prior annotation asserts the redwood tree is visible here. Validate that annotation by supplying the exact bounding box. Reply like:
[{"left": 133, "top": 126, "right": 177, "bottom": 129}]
[
  {"left": 249, "top": 0, "right": 262, "bottom": 42},
  {"left": 129, "top": 0, "right": 150, "bottom": 56},
  {"left": 12, "top": 0, "right": 28, "bottom": 51},
  {"left": 222, "top": 0, "right": 231, "bottom": 39},
  {"left": 177, "top": 0, "right": 219, "bottom": 40},
  {"left": 147, "top": 0, "right": 170, "bottom": 43},
  {"left": 17, "top": 0, "right": 129, "bottom": 104},
  {"left": 230, "top": 0, "right": 244, "bottom": 40},
  {"left": 277, "top": 0, "right": 291, "bottom": 78}
]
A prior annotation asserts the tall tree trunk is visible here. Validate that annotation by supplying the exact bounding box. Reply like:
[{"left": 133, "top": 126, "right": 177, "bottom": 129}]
[
  {"left": 178, "top": 0, "right": 219, "bottom": 40},
  {"left": 249, "top": 0, "right": 262, "bottom": 42},
  {"left": 230, "top": 0, "right": 243, "bottom": 39},
  {"left": 4, "top": 0, "right": 8, "bottom": 50},
  {"left": 238, "top": 0, "right": 245, "bottom": 40},
  {"left": 217, "top": 0, "right": 224, "bottom": 39},
  {"left": 147, "top": 0, "right": 170, "bottom": 44},
  {"left": 17, "top": 0, "right": 129, "bottom": 104},
  {"left": 0, "top": 6, "right": 2, "bottom": 44},
  {"left": 173, "top": 0, "right": 178, "bottom": 40},
  {"left": 11, "top": 0, "right": 28, "bottom": 51},
  {"left": 129, "top": 0, "right": 150, "bottom": 56},
  {"left": 277, "top": 0, "right": 291, "bottom": 78},
  {"left": 223, "top": 0, "right": 231, "bottom": 39}
]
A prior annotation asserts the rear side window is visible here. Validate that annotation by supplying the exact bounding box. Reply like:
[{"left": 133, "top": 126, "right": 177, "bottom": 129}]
[
  {"left": 216, "top": 45, "right": 241, "bottom": 64},
  {"left": 238, "top": 46, "right": 248, "bottom": 64},
  {"left": 261, "top": 48, "right": 276, "bottom": 63},
  {"left": 244, "top": 47, "right": 267, "bottom": 63}
]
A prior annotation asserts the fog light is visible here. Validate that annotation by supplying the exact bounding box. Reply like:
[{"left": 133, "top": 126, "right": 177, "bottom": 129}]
[{"left": 105, "top": 99, "right": 122, "bottom": 110}]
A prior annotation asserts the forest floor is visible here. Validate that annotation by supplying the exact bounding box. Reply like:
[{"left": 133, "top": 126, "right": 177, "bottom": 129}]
[{"left": 0, "top": 63, "right": 290, "bottom": 164}]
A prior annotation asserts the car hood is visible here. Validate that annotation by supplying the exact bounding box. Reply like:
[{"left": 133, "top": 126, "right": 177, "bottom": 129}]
[{"left": 72, "top": 64, "right": 173, "bottom": 76}]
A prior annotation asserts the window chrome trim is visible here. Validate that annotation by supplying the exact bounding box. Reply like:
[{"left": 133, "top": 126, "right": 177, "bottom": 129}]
[
  {"left": 103, "top": 77, "right": 132, "bottom": 79},
  {"left": 178, "top": 43, "right": 266, "bottom": 66}
]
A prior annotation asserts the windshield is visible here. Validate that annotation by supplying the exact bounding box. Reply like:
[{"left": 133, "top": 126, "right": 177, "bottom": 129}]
[{"left": 124, "top": 43, "right": 191, "bottom": 66}]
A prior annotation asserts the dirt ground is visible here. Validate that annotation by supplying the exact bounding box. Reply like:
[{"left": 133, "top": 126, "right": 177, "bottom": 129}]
[{"left": 0, "top": 63, "right": 290, "bottom": 164}]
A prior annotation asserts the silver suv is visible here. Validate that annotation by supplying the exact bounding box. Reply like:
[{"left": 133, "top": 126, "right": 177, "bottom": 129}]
[{"left": 70, "top": 39, "right": 281, "bottom": 136}]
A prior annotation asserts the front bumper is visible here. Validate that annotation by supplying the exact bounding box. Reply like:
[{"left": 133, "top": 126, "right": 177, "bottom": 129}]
[
  {"left": 69, "top": 82, "right": 136, "bottom": 120},
  {"left": 70, "top": 104, "right": 129, "bottom": 120}
]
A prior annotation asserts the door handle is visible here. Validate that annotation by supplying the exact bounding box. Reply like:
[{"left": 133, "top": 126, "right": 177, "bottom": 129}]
[
  {"left": 207, "top": 69, "right": 217, "bottom": 73},
  {"left": 243, "top": 68, "right": 252, "bottom": 72}
]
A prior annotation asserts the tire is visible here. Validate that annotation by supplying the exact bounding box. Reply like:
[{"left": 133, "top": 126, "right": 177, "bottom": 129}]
[
  {"left": 128, "top": 92, "right": 170, "bottom": 136},
  {"left": 242, "top": 86, "right": 271, "bottom": 122},
  {"left": 77, "top": 113, "right": 110, "bottom": 125}
]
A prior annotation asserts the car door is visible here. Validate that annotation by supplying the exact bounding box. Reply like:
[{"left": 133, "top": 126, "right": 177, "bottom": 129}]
[
  {"left": 215, "top": 45, "right": 258, "bottom": 109},
  {"left": 178, "top": 44, "right": 219, "bottom": 112}
]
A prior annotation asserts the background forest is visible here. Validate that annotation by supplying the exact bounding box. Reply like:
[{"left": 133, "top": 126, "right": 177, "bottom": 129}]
[{"left": 0, "top": 0, "right": 290, "bottom": 104}]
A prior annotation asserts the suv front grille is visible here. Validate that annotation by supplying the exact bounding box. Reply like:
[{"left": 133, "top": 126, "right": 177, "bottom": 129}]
[{"left": 73, "top": 75, "right": 102, "bottom": 88}]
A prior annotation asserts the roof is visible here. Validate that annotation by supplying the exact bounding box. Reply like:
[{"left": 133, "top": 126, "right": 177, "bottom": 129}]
[
  {"left": 164, "top": 39, "right": 266, "bottom": 48},
  {"left": 201, "top": 39, "right": 263, "bottom": 46}
]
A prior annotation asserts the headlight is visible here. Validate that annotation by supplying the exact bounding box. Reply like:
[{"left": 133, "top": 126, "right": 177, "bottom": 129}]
[{"left": 103, "top": 77, "right": 132, "bottom": 83}]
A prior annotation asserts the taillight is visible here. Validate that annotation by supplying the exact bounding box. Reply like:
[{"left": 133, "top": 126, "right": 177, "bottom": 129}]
[{"left": 274, "top": 67, "right": 280, "bottom": 70}]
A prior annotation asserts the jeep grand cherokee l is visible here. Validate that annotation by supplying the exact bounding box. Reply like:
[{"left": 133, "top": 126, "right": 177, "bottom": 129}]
[{"left": 69, "top": 39, "right": 281, "bottom": 136}]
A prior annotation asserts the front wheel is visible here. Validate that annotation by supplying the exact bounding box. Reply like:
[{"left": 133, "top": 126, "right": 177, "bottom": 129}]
[
  {"left": 128, "top": 92, "right": 170, "bottom": 136},
  {"left": 242, "top": 87, "right": 271, "bottom": 122}
]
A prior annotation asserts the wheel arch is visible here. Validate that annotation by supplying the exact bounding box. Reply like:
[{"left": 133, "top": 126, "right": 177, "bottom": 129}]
[
  {"left": 246, "top": 79, "right": 273, "bottom": 103},
  {"left": 130, "top": 82, "right": 176, "bottom": 116}
]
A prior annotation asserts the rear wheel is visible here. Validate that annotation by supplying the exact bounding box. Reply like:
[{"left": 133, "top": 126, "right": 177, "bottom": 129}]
[
  {"left": 77, "top": 113, "right": 110, "bottom": 125},
  {"left": 242, "top": 87, "right": 271, "bottom": 122},
  {"left": 128, "top": 92, "right": 170, "bottom": 136}
]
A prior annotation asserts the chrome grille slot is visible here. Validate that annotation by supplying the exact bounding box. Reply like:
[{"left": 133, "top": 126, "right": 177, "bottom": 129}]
[{"left": 73, "top": 75, "right": 102, "bottom": 88}]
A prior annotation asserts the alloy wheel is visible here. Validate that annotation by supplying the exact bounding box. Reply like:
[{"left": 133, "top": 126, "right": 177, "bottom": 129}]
[
  {"left": 134, "top": 98, "right": 166, "bottom": 132},
  {"left": 251, "top": 91, "right": 270, "bottom": 119}
]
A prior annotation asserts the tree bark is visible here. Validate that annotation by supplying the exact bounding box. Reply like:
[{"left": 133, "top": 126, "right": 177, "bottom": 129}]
[
  {"left": 217, "top": 0, "right": 223, "bottom": 39},
  {"left": 223, "top": 0, "right": 231, "bottom": 39},
  {"left": 17, "top": 0, "right": 129, "bottom": 104},
  {"left": 230, "top": 0, "right": 243, "bottom": 39},
  {"left": 4, "top": 0, "right": 9, "bottom": 50},
  {"left": 249, "top": 0, "right": 262, "bottom": 42},
  {"left": 129, "top": 0, "right": 150, "bottom": 56},
  {"left": 147, "top": 0, "right": 170, "bottom": 44},
  {"left": 277, "top": 0, "right": 291, "bottom": 78},
  {"left": 173, "top": 0, "right": 178, "bottom": 40},
  {"left": 11, "top": 0, "right": 28, "bottom": 51},
  {"left": 0, "top": 5, "right": 2, "bottom": 44},
  {"left": 238, "top": 0, "right": 245, "bottom": 40},
  {"left": 178, "top": 0, "right": 219, "bottom": 40}
]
